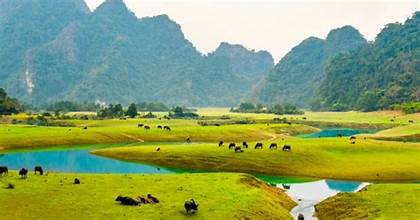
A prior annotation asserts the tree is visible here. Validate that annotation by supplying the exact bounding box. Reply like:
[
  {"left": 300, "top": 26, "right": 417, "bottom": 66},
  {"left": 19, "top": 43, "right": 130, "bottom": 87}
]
[
  {"left": 126, "top": 103, "right": 138, "bottom": 118},
  {"left": 0, "top": 88, "right": 20, "bottom": 115}
]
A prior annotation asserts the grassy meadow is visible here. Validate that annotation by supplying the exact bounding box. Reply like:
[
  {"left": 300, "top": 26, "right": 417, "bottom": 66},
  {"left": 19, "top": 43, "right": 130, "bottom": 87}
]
[
  {"left": 93, "top": 138, "right": 420, "bottom": 182},
  {"left": 315, "top": 183, "right": 420, "bottom": 219},
  {"left": 0, "top": 172, "right": 295, "bottom": 220}
]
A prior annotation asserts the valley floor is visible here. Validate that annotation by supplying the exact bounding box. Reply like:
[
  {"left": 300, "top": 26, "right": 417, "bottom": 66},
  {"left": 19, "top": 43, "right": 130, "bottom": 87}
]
[{"left": 0, "top": 109, "right": 420, "bottom": 219}]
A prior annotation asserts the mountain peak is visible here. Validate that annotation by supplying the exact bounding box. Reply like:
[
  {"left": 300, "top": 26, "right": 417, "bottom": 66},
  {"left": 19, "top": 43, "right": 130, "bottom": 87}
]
[{"left": 326, "top": 25, "right": 365, "bottom": 42}]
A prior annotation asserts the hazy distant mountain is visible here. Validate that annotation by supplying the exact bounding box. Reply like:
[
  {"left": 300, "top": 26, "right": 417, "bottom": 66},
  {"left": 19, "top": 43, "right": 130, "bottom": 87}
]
[
  {"left": 254, "top": 26, "right": 367, "bottom": 107},
  {"left": 314, "top": 12, "right": 420, "bottom": 111},
  {"left": 0, "top": 0, "right": 273, "bottom": 106}
]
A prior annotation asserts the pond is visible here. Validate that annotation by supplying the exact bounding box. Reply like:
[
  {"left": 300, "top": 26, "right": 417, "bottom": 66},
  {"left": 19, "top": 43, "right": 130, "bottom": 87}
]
[
  {"left": 0, "top": 148, "right": 366, "bottom": 220},
  {"left": 280, "top": 180, "right": 368, "bottom": 220},
  {"left": 303, "top": 128, "right": 363, "bottom": 138}
]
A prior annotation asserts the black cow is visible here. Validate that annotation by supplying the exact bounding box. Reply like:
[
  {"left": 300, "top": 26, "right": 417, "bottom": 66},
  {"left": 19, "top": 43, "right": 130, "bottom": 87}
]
[
  {"left": 350, "top": 141, "right": 356, "bottom": 144},
  {"left": 156, "top": 147, "right": 161, "bottom": 152},
  {"left": 349, "top": 136, "right": 356, "bottom": 140},
  {"left": 298, "top": 213, "right": 305, "bottom": 220},
  {"left": 218, "top": 141, "right": 224, "bottom": 147},
  {"left": 409, "top": 120, "right": 414, "bottom": 123},
  {"left": 157, "top": 125, "right": 162, "bottom": 129},
  {"left": 184, "top": 199, "right": 199, "bottom": 214},
  {"left": 186, "top": 137, "right": 192, "bottom": 143},
  {"left": 215, "top": 124, "right": 220, "bottom": 127},
  {"left": 0, "top": 166, "right": 8, "bottom": 175},
  {"left": 115, "top": 195, "right": 139, "bottom": 206},
  {"left": 234, "top": 146, "right": 243, "bottom": 153},
  {"left": 138, "top": 124, "right": 144, "bottom": 128},
  {"left": 144, "top": 125, "right": 151, "bottom": 130},
  {"left": 83, "top": 126, "right": 88, "bottom": 130},
  {"left": 390, "top": 119, "right": 394, "bottom": 122},
  {"left": 302, "top": 117, "right": 307, "bottom": 120},
  {"left": 164, "top": 126, "right": 171, "bottom": 131},
  {"left": 34, "top": 166, "right": 44, "bottom": 175},
  {"left": 254, "top": 143, "right": 263, "bottom": 149},
  {"left": 19, "top": 168, "right": 28, "bottom": 178},
  {"left": 228, "top": 143, "right": 236, "bottom": 149},
  {"left": 269, "top": 143, "right": 277, "bottom": 150},
  {"left": 74, "top": 178, "right": 81, "bottom": 184},
  {"left": 282, "top": 145, "right": 291, "bottom": 152},
  {"left": 147, "top": 194, "right": 160, "bottom": 203},
  {"left": 137, "top": 196, "right": 150, "bottom": 204},
  {"left": 242, "top": 141, "right": 248, "bottom": 148}
]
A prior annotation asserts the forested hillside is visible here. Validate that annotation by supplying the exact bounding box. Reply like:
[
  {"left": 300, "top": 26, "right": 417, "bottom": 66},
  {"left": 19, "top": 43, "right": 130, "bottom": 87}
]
[
  {"left": 314, "top": 12, "right": 420, "bottom": 111},
  {"left": 0, "top": 0, "right": 273, "bottom": 106},
  {"left": 254, "top": 26, "right": 367, "bottom": 107}
]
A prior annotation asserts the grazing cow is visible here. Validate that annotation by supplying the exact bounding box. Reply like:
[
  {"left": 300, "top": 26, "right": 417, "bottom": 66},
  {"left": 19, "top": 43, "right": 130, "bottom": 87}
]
[
  {"left": 19, "top": 168, "right": 28, "bottom": 178},
  {"left": 218, "top": 141, "right": 224, "bottom": 147},
  {"left": 164, "top": 126, "right": 171, "bottom": 131},
  {"left": 254, "top": 143, "right": 263, "bottom": 149},
  {"left": 147, "top": 194, "right": 160, "bottom": 203},
  {"left": 74, "top": 178, "right": 80, "bottom": 184},
  {"left": 390, "top": 119, "right": 394, "bottom": 122},
  {"left": 349, "top": 136, "right": 356, "bottom": 140},
  {"left": 228, "top": 143, "right": 236, "bottom": 149},
  {"left": 282, "top": 184, "right": 291, "bottom": 190},
  {"left": 287, "top": 122, "right": 292, "bottom": 125},
  {"left": 215, "top": 124, "right": 220, "bottom": 127},
  {"left": 282, "top": 145, "right": 291, "bottom": 152},
  {"left": 269, "top": 143, "right": 278, "bottom": 150},
  {"left": 34, "top": 166, "right": 44, "bottom": 175},
  {"left": 137, "top": 196, "right": 150, "bottom": 204},
  {"left": 138, "top": 124, "right": 144, "bottom": 128},
  {"left": 234, "top": 146, "right": 243, "bottom": 153},
  {"left": 83, "top": 126, "right": 88, "bottom": 130},
  {"left": 157, "top": 125, "right": 162, "bottom": 129},
  {"left": 144, "top": 125, "right": 151, "bottom": 130},
  {"left": 350, "top": 141, "right": 356, "bottom": 144},
  {"left": 298, "top": 213, "right": 305, "bottom": 220},
  {"left": 156, "top": 147, "right": 161, "bottom": 152},
  {"left": 409, "top": 120, "right": 414, "bottom": 123},
  {"left": 0, "top": 166, "right": 8, "bottom": 175},
  {"left": 186, "top": 137, "right": 192, "bottom": 143},
  {"left": 115, "top": 195, "right": 139, "bottom": 206},
  {"left": 302, "top": 117, "right": 307, "bottom": 120},
  {"left": 184, "top": 199, "right": 199, "bottom": 214},
  {"left": 242, "top": 141, "right": 248, "bottom": 148}
]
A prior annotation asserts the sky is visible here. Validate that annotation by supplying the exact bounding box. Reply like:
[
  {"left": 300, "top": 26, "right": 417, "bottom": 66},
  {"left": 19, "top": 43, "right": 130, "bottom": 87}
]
[{"left": 84, "top": 0, "right": 419, "bottom": 62}]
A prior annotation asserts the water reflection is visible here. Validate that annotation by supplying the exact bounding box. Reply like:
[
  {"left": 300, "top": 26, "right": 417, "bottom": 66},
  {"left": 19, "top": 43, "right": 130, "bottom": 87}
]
[
  {"left": 278, "top": 180, "right": 368, "bottom": 220},
  {"left": 0, "top": 149, "right": 172, "bottom": 174}
]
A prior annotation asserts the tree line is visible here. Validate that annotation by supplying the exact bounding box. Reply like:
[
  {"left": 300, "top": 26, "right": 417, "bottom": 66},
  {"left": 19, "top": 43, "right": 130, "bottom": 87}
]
[{"left": 231, "top": 102, "right": 304, "bottom": 115}]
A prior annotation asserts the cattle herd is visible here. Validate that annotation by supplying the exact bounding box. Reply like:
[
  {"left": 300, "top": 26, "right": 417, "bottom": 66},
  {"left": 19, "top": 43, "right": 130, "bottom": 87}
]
[
  {"left": 219, "top": 141, "right": 292, "bottom": 153},
  {"left": 138, "top": 124, "right": 172, "bottom": 131},
  {"left": 0, "top": 166, "right": 45, "bottom": 178}
]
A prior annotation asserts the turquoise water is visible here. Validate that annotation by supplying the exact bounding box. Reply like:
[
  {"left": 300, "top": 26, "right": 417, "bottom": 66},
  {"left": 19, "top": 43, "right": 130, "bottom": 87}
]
[
  {"left": 0, "top": 149, "right": 172, "bottom": 174},
  {"left": 303, "top": 128, "right": 362, "bottom": 138}
]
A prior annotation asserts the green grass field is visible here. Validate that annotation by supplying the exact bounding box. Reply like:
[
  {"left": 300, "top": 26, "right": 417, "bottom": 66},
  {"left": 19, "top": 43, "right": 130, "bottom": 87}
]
[
  {"left": 1, "top": 109, "right": 420, "bottom": 219},
  {"left": 0, "top": 122, "right": 318, "bottom": 152},
  {"left": 0, "top": 172, "right": 295, "bottom": 220},
  {"left": 93, "top": 138, "right": 420, "bottom": 182},
  {"left": 315, "top": 183, "right": 420, "bottom": 219}
]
